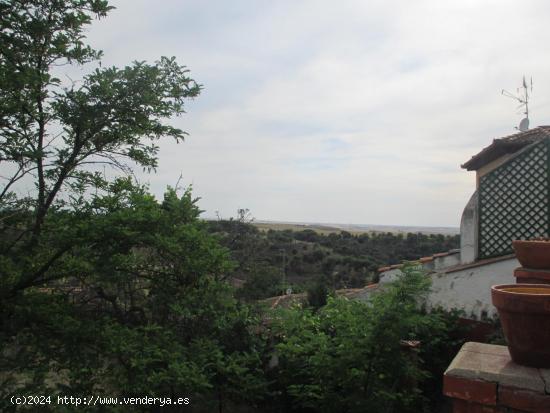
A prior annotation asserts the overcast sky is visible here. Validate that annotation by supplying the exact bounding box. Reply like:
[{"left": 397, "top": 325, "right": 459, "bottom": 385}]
[{"left": 82, "top": 0, "right": 550, "bottom": 227}]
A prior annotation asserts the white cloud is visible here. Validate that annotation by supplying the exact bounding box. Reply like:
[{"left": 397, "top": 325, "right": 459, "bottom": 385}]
[{"left": 76, "top": 0, "right": 550, "bottom": 226}]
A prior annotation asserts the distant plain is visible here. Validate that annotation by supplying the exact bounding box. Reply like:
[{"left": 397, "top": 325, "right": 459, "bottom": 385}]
[{"left": 252, "top": 220, "right": 460, "bottom": 236}]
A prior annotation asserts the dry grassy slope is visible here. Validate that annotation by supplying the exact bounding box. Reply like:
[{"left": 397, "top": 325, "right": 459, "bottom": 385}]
[
  {"left": 252, "top": 221, "right": 459, "bottom": 236},
  {"left": 252, "top": 222, "right": 375, "bottom": 235}
]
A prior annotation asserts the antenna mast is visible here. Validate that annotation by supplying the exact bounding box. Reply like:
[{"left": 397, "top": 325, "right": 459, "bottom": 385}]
[{"left": 502, "top": 76, "right": 533, "bottom": 131}]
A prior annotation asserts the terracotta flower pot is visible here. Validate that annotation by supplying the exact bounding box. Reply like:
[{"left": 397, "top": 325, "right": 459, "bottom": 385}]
[
  {"left": 513, "top": 239, "right": 550, "bottom": 269},
  {"left": 491, "top": 284, "right": 550, "bottom": 367}
]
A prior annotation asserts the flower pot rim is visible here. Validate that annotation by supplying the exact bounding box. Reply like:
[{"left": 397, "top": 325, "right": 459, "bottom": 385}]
[
  {"left": 492, "top": 283, "right": 550, "bottom": 296},
  {"left": 513, "top": 239, "right": 550, "bottom": 244}
]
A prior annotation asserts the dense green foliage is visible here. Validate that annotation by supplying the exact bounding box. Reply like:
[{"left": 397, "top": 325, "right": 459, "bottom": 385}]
[
  {"left": 1, "top": 2, "right": 465, "bottom": 412},
  {"left": 1, "top": 183, "right": 268, "bottom": 411},
  {"left": 0, "top": 1, "right": 262, "bottom": 411},
  {"left": 208, "top": 219, "right": 459, "bottom": 300},
  {"left": 267, "top": 264, "right": 464, "bottom": 413}
]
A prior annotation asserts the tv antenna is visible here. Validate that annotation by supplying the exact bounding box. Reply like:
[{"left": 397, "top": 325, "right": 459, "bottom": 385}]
[{"left": 502, "top": 76, "right": 532, "bottom": 132}]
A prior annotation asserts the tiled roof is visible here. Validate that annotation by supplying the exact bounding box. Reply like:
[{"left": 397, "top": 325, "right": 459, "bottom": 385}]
[
  {"left": 377, "top": 249, "right": 459, "bottom": 273},
  {"left": 461, "top": 126, "right": 550, "bottom": 171},
  {"left": 264, "top": 283, "right": 380, "bottom": 309}
]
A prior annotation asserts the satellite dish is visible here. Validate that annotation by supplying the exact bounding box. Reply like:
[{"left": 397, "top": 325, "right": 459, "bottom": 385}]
[{"left": 519, "top": 117, "right": 529, "bottom": 132}]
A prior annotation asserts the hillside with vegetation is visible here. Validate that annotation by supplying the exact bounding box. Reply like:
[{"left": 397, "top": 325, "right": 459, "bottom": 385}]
[{"left": 207, "top": 214, "right": 459, "bottom": 300}]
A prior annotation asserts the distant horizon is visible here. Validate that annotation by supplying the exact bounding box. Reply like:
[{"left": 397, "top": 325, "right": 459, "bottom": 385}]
[{"left": 202, "top": 216, "right": 460, "bottom": 235}]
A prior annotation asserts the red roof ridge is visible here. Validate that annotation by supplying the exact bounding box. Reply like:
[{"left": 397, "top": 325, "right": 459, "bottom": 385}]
[
  {"left": 462, "top": 126, "right": 550, "bottom": 171},
  {"left": 378, "top": 250, "right": 459, "bottom": 272}
]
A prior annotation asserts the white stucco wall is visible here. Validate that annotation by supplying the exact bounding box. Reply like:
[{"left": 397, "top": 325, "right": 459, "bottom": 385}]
[
  {"left": 379, "top": 251, "right": 460, "bottom": 284},
  {"left": 427, "top": 257, "right": 518, "bottom": 319},
  {"left": 376, "top": 256, "right": 518, "bottom": 319},
  {"left": 434, "top": 251, "right": 461, "bottom": 270},
  {"left": 379, "top": 268, "right": 403, "bottom": 284},
  {"left": 460, "top": 191, "right": 478, "bottom": 265}
]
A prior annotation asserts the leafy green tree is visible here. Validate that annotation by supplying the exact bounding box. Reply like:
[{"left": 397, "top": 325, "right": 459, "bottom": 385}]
[
  {"left": 238, "top": 265, "right": 282, "bottom": 301},
  {"left": 306, "top": 276, "right": 331, "bottom": 309},
  {"left": 1, "top": 0, "right": 201, "bottom": 298},
  {"left": 1, "top": 179, "right": 270, "bottom": 408},
  {"left": 0, "top": 2, "right": 267, "bottom": 411}
]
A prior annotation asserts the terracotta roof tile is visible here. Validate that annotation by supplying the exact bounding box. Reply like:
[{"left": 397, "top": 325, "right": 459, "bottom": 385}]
[
  {"left": 263, "top": 283, "right": 381, "bottom": 308},
  {"left": 462, "top": 126, "right": 550, "bottom": 171},
  {"left": 378, "top": 249, "right": 459, "bottom": 273}
]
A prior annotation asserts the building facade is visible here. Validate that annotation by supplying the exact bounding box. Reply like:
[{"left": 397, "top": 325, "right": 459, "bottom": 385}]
[{"left": 378, "top": 126, "right": 550, "bottom": 318}]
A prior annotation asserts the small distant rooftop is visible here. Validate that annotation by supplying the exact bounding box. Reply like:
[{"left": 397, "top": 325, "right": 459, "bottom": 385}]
[
  {"left": 263, "top": 284, "right": 380, "bottom": 309},
  {"left": 462, "top": 126, "right": 550, "bottom": 171},
  {"left": 377, "top": 249, "right": 460, "bottom": 273}
]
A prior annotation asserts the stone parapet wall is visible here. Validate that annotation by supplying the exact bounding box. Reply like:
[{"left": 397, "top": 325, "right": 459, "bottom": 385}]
[
  {"left": 378, "top": 255, "right": 517, "bottom": 319},
  {"left": 444, "top": 342, "right": 550, "bottom": 413}
]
